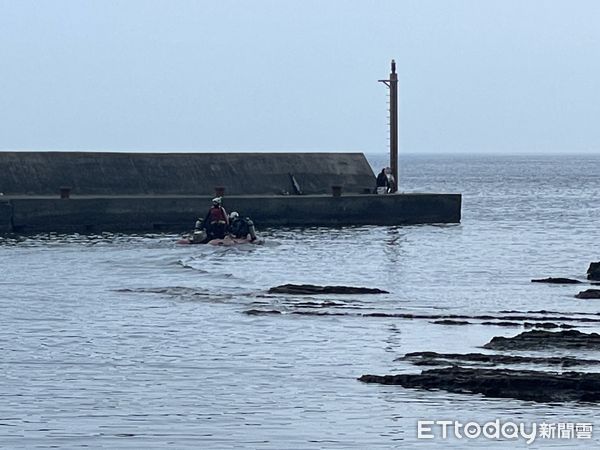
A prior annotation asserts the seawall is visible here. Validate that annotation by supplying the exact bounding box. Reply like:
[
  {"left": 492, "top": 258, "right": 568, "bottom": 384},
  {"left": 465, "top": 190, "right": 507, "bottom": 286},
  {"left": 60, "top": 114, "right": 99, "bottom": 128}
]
[
  {"left": 0, "top": 200, "right": 12, "bottom": 233},
  {"left": 0, "top": 152, "right": 375, "bottom": 196},
  {"left": 2, "top": 194, "right": 461, "bottom": 233}
]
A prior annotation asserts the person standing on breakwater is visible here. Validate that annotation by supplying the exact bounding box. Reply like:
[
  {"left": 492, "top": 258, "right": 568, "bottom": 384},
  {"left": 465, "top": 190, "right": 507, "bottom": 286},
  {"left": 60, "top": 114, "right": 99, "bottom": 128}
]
[
  {"left": 375, "top": 168, "right": 389, "bottom": 194},
  {"left": 203, "top": 197, "right": 229, "bottom": 240},
  {"left": 385, "top": 167, "right": 396, "bottom": 193}
]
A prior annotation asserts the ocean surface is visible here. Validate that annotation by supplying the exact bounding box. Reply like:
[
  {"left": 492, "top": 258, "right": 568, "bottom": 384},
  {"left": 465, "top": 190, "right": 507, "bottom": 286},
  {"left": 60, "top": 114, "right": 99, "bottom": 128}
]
[{"left": 1, "top": 153, "right": 600, "bottom": 449}]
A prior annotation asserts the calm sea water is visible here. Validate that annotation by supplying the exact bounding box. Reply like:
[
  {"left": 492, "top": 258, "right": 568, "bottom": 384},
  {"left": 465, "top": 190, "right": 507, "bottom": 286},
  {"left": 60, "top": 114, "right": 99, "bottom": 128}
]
[{"left": 1, "top": 153, "right": 600, "bottom": 449}]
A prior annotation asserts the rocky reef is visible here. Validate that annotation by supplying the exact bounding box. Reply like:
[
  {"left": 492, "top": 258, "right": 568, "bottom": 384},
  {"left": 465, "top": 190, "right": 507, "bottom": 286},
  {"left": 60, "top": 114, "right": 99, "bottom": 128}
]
[
  {"left": 483, "top": 330, "right": 600, "bottom": 350},
  {"left": 359, "top": 367, "right": 600, "bottom": 403},
  {"left": 575, "top": 289, "right": 600, "bottom": 299},
  {"left": 268, "top": 284, "right": 388, "bottom": 295},
  {"left": 588, "top": 262, "right": 600, "bottom": 281},
  {"left": 398, "top": 351, "right": 600, "bottom": 368},
  {"left": 360, "top": 329, "right": 600, "bottom": 403},
  {"left": 531, "top": 277, "right": 582, "bottom": 284}
]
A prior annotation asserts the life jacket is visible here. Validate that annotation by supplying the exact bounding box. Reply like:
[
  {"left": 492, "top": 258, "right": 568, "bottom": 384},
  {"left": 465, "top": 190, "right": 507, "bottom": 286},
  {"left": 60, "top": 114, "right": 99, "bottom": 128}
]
[{"left": 209, "top": 206, "right": 227, "bottom": 223}]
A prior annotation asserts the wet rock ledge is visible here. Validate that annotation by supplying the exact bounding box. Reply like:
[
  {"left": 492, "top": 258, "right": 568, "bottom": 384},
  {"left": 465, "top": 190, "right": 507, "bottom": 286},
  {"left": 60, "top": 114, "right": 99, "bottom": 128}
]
[
  {"left": 588, "top": 262, "right": 600, "bottom": 281},
  {"left": 483, "top": 329, "right": 600, "bottom": 350},
  {"left": 531, "top": 277, "right": 581, "bottom": 284},
  {"left": 576, "top": 289, "right": 600, "bottom": 299},
  {"left": 360, "top": 329, "right": 600, "bottom": 403},
  {"left": 398, "top": 351, "right": 600, "bottom": 368},
  {"left": 268, "top": 284, "right": 388, "bottom": 295},
  {"left": 359, "top": 367, "right": 600, "bottom": 403}
]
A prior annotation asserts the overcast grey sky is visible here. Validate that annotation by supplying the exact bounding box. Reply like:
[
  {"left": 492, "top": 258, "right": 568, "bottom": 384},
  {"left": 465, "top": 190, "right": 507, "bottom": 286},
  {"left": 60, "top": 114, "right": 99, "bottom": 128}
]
[{"left": 1, "top": 0, "right": 599, "bottom": 153}]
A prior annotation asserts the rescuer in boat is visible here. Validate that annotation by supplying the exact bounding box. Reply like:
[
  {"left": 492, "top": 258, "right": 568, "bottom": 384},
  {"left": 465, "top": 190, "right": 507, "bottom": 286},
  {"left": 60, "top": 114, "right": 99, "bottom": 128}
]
[
  {"left": 186, "top": 218, "right": 208, "bottom": 244},
  {"left": 228, "top": 212, "right": 257, "bottom": 241},
  {"left": 203, "top": 197, "right": 229, "bottom": 240}
]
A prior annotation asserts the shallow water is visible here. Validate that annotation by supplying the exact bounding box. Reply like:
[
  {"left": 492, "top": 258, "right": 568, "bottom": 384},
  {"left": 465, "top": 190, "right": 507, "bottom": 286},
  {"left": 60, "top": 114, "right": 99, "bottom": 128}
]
[{"left": 1, "top": 154, "right": 600, "bottom": 448}]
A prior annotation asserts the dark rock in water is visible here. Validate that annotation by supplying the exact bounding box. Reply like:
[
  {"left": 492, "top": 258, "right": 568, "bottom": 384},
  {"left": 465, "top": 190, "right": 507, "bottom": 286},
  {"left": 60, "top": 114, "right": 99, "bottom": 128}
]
[
  {"left": 478, "top": 321, "right": 574, "bottom": 329},
  {"left": 588, "top": 262, "right": 600, "bottom": 281},
  {"left": 531, "top": 277, "right": 582, "bottom": 284},
  {"left": 483, "top": 330, "right": 600, "bottom": 350},
  {"left": 397, "top": 351, "right": 600, "bottom": 368},
  {"left": 294, "top": 301, "right": 346, "bottom": 308},
  {"left": 523, "top": 322, "right": 575, "bottom": 329},
  {"left": 358, "top": 367, "right": 600, "bottom": 402},
  {"left": 240, "top": 308, "right": 599, "bottom": 327},
  {"left": 431, "top": 319, "right": 471, "bottom": 325},
  {"left": 500, "top": 314, "right": 600, "bottom": 324},
  {"left": 244, "top": 309, "right": 282, "bottom": 315},
  {"left": 575, "top": 289, "right": 600, "bottom": 299},
  {"left": 291, "top": 310, "right": 348, "bottom": 316},
  {"left": 268, "top": 284, "right": 388, "bottom": 295},
  {"left": 480, "top": 321, "right": 522, "bottom": 327}
]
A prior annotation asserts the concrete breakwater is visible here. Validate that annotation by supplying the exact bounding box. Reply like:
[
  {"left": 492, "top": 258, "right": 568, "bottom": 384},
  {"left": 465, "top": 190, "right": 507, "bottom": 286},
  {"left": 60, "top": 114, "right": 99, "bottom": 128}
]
[
  {"left": 0, "top": 152, "right": 376, "bottom": 196},
  {"left": 0, "top": 151, "right": 461, "bottom": 233},
  {"left": 0, "top": 193, "right": 461, "bottom": 233}
]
